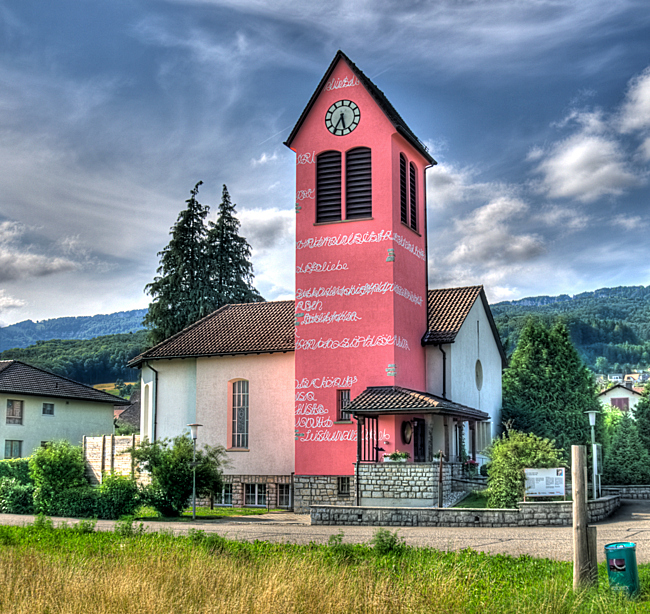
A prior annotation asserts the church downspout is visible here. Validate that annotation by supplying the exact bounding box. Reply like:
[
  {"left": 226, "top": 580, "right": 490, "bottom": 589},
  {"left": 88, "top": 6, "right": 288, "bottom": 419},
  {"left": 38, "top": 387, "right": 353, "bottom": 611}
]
[
  {"left": 355, "top": 415, "right": 361, "bottom": 506},
  {"left": 438, "top": 345, "right": 447, "bottom": 399}
]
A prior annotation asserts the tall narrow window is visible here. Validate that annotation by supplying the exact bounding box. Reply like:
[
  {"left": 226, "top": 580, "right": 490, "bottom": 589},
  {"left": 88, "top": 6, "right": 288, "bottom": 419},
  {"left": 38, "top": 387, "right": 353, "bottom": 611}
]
[
  {"left": 346, "top": 147, "right": 372, "bottom": 219},
  {"left": 316, "top": 151, "right": 342, "bottom": 222},
  {"left": 399, "top": 153, "right": 407, "bottom": 225},
  {"left": 232, "top": 380, "right": 249, "bottom": 448},
  {"left": 409, "top": 162, "right": 417, "bottom": 231},
  {"left": 337, "top": 389, "right": 351, "bottom": 421},
  {"left": 6, "top": 400, "right": 23, "bottom": 425}
]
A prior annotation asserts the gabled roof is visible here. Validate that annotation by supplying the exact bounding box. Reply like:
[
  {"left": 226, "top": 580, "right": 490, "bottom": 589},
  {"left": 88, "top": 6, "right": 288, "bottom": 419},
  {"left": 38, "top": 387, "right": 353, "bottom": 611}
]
[
  {"left": 0, "top": 360, "right": 130, "bottom": 405},
  {"left": 423, "top": 286, "right": 507, "bottom": 366},
  {"left": 130, "top": 286, "right": 507, "bottom": 367},
  {"left": 284, "top": 50, "right": 435, "bottom": 165},
  {"left": 129, "top": 301, "right": 295, "bottom": 366},
  {"left": 116, "top": 390, "right": 141, "bottom": 428},
  {"left": 346, "top": 386, "right": 489, "bottom": 421},
  {"left": 597, "top": 384, "right": 644, "bottom": 397}
]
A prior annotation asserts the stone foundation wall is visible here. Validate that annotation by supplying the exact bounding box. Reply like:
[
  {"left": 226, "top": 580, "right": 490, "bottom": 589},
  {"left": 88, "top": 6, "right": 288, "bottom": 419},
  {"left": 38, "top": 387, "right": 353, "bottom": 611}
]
[
  {"left": 294, "top": 475, "right": 355, "bottom": 513},
  {"left": 311, "top": 495, "right": 620, "bottom": 527},
  {"left": 602, "top": 485, "right": 650, "bottom": 499},
  {"left": 221, "top": 474, "right": 293, "bottom": 508}
]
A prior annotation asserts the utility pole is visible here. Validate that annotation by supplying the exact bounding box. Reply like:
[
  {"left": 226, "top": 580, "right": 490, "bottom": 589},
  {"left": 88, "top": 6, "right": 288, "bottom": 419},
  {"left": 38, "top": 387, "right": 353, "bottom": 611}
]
[{"left": 572, "top": 445, "right": 598, "bottom": 590}]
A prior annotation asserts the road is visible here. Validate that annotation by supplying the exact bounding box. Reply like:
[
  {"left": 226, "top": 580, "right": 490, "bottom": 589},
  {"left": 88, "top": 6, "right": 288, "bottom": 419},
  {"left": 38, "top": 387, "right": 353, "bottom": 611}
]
[{"left": 2, "top": 499, "right": 650, "bottom": 562}]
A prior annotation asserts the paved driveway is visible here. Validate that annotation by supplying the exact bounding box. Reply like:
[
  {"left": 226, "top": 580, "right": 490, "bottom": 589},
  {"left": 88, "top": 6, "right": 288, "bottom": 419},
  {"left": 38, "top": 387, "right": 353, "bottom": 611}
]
[{"left": 2, "top": 499, "right": 650, "bottom": 563}]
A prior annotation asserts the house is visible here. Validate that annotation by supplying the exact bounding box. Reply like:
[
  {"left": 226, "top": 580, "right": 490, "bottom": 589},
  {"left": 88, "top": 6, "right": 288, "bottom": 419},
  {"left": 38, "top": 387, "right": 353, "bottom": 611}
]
[
  {"left": 0, "top": 360, "right": 128, "bottom": 459},
  {"left": 115, "top": 390, "right": 141, "bottom": 431},
  {"left": 131, "top": 51, "right": 505, "bottom": 511},
  {"left": 598, "top": 383, "right": 644, "bottom": 413}
]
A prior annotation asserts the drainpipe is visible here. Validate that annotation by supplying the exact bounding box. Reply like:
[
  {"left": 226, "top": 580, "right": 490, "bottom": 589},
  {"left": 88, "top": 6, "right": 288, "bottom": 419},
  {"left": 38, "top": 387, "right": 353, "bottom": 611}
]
[
  {"left": 438, "top": 345, "right": 447, "bottom": 399},
  {"left": 355, "top": 414, "right": 361, "bottom": 506},
  {"left": 145, "top": 361, "right": 159, "bottom": 441}
]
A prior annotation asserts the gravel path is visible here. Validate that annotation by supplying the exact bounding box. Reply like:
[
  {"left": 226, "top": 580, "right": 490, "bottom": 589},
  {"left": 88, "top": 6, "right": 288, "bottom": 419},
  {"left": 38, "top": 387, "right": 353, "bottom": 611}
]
[{"left": 2, "top": 499, "right": 650, "bottom": 563}]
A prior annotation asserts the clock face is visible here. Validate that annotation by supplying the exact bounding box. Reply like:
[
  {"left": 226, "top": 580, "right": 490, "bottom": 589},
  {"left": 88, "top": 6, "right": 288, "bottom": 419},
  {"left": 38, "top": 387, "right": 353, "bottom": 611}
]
[{"left": 325, "top": 100, "right": 360, "bottom": 136}]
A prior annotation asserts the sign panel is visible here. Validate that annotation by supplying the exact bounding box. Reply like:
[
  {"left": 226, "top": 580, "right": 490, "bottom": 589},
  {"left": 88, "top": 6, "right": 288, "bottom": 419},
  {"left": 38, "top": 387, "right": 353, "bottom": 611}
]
[{"left": 524, "top": 468, "right": 565, "bottom": 497}]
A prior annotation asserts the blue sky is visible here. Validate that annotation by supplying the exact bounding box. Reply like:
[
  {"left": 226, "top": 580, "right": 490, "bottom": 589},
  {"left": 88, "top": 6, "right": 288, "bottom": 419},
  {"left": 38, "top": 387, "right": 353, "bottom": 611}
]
[{"left": 1, "top": 0, "right": 650, "bottom": 325}]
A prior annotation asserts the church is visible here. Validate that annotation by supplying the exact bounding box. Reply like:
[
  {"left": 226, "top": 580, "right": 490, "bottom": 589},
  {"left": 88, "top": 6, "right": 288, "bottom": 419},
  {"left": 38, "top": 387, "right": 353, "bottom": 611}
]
[{"left": 131, "top": 51, "right": 505, "bottom": 513}]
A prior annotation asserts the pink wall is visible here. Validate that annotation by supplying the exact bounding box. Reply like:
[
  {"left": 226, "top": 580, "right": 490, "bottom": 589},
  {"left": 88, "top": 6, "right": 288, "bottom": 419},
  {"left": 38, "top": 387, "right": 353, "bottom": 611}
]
[{"left": 291, "top": 57, "right": 431, "bottom": 475}]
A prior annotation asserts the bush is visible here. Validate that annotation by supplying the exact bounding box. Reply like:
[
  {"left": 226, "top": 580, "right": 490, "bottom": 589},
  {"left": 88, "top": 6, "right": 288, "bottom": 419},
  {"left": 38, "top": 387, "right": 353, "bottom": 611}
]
[
  {"left": 0, "top": 458, "right": 31, "bottom": 484},
  {"left": 29, "top": 441, "right": 87, "bottom": 515},
  {"left": 0, "top": 477, "right": 35, "bottom": 514},
  {"left": 485, "top": 428, "right": 565, "bottom": 508},
  {"left": 132, "top": 435, "right": 227, "bottom": 517},
  {"left": 370, "top": 528, "right": 405, "bottom": 555}
]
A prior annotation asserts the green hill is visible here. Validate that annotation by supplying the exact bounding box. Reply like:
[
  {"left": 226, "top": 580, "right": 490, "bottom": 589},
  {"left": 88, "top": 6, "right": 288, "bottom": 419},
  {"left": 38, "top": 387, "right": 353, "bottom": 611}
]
[{"left": 492, "top": 285, "right": 650, "bottom": 371}]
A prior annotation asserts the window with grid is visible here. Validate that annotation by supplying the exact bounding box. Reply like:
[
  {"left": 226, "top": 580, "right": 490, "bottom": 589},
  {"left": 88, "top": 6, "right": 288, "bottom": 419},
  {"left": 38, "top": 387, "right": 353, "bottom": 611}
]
[
  {"left": 216, "top": 484, "right": 233, "bottom": 506},
  {"left": 4, "top": 440, "right": 22, "bottom": 459},
  {"left": 337, "top": 476, "right": 351, "bottom": 496},
  {"left": 278, "top": 484, "right": 292, "bottom": 508},
  {"left": 337, "top": 389, "right": 351, "bottom": 421},
  {"left": 232, "top": 380, "right": 249, "bottom": 448},
  {"left": 42, "top": 403, "right": 54, "bottom": 416},
  {"left": 6, "top": 400, "right": 23, "bottom": 425},
  {"left": 244, "top": 483, "right": 266, "bottom": 506}
]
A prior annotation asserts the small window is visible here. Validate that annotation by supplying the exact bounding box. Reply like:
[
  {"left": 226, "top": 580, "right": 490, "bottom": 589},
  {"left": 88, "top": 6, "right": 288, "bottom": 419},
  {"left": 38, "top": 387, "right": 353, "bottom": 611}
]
[
  {"left": 337, "top": 389, "right": 351, "bottom": 421},
  {"left": 42, "top": 403, "right": 54, "bottom": 416},
  {"left": 216, "top": 484, "right": 233, "bottom": 506},
  {"left": 337, "top": 476, "right": 350, "bottom": 496},
  {"left": 475, "top": 360, "right": 483, "bottom": 391},
  {"left": 245, "top": 483, "right": 266, "bottom": 506},
  {"left": 6, "top": 400, "right": 23, "bottom": 425},
  {"left": 611, "top": 397, "right": 629, "bottom": 411},
  {"left": 316, "top": 151, "right": 342, "bottom": 222},
  {"left": 4, "top": 440, "right": 22, "bottom": 459},
  {"left": 278, "top": 484, "right": 292, "bottom": 508},
  {"left": 409, "top": 162, "right": 417, "bottom": 231},
  {"left": 232, "top": 380, "right": 249, "bottom": 448}
]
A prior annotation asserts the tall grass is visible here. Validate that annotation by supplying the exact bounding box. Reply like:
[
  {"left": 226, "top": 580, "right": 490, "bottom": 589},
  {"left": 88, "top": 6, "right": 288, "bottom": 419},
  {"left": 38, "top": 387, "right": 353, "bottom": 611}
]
[{"left": 0, "top": 520, "right": 645, "bottom": 613}]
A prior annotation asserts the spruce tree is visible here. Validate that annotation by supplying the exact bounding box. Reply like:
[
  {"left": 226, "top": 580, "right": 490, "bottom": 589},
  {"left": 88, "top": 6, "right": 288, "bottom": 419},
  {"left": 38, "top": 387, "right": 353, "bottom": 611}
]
[
  {"left": 634, "top": 382, "right": 650, "bottom": 453},
  {"left": 603, "top": 412, "right": 650, "bottom": 485},
  {"left": 206, "top": 185, "right": 263, "bottom": 306},
  {"left": 502, "top": 319, "right": 598, "bottom": 453},
  {"left": 144, "top": 182, "right": 211, "bottom": 346}
]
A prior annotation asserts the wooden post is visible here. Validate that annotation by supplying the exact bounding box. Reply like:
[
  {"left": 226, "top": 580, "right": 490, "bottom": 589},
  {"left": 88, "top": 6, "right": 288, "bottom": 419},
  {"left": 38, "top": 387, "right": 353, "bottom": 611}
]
[
  {"left": 100, "top": 435, "right": 106, "bottom": 484},
  {"left": 131, "top": 433, "right": 136, "bottom": 478},
  {"left": 110, "top": 434, "right": 115, "bottom": 474},
  {"left": 573, "top": 445, "right": 597, "bottom": 590}
]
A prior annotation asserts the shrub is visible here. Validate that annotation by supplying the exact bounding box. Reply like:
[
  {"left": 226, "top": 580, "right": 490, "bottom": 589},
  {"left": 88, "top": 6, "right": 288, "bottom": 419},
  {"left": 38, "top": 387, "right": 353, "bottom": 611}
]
[
  {"left": 370, "top": 528, "right": 405, "bottom": 555},
  {"left": 0, "top": 458, "right": 31, "bottom": 484},
  {"left": 95, "top": 474, "right": 141, "bottom": 519},
  {"left": 132, "top": 435, "right": 227, "bottom": 517},
  {"left": 485, "top": 428, "right": 565, "bottom": 508},
  {"left": 29, "top": 441, "right": 87, "bottom": 515},
  {"left": 603, "top": 413, "right": 650, "bottom": 485},
  {"left": 0, "top": 477, "right": 35, "bottom": 514}
]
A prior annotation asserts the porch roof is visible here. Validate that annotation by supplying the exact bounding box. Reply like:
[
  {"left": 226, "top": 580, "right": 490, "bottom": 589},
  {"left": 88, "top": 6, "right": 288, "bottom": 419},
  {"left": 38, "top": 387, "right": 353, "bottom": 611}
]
[{"left": 348, "top": 386, "right": 489, "bottom": 421}]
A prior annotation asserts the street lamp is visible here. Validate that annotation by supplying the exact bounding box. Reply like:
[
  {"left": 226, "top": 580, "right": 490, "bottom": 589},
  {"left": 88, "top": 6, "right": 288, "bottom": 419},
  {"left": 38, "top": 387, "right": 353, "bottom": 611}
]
[
  {"left": 585, "top": 410, "right": 600, "bottom": 500},
  {"left": 188, "top": 423, "right": 202, "bottom": 521}
]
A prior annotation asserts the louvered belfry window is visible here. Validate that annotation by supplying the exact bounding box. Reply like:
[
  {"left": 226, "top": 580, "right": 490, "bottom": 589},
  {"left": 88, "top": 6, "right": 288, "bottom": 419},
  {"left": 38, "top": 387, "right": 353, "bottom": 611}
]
[
  {"left": 345, "top": 147, "right": 372, "bottom": 219},
  {"left": 400, "top": 153, "right": 408, "bottom": 225},
  {"left": 316, "top": 151, "right": 342, "bottom": 222},
  {"left": 409, "top": 162, "right": 417, "bottom": 231}
]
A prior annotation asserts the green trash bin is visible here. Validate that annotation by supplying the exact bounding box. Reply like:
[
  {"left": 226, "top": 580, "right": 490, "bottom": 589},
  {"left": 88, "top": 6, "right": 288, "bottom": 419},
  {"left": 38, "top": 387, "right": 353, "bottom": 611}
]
[{"left": 604, "top": 542, "right": 640, "bottom": 597}]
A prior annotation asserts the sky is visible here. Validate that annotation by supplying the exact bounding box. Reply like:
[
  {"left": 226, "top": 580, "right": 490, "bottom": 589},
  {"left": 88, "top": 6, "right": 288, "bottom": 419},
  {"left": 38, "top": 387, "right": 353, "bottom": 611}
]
[{"left": 1, "top": 0, "right": 650, "bottom": 326}]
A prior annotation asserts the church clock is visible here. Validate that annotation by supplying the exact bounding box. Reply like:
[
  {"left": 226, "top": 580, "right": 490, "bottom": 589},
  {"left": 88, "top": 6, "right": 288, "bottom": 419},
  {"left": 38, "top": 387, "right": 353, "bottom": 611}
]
[{"left": 325, "top": 100, "right": 360, "bottom": 136}]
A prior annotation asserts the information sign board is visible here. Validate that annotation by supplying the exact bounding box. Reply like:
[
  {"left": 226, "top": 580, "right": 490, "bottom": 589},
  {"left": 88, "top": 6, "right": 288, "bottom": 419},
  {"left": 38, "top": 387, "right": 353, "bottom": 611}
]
[{"left": 524, "top": 468, "right": 565, "bottom": 497}]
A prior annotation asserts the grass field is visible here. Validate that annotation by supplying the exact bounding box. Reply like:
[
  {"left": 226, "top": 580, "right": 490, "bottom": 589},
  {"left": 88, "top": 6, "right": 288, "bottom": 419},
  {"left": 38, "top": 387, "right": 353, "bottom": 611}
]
[
  {"left": 135, "top": 505, "right": 281, "bottom": 520},
  {"left": 0, "top": 516, "right": 647, "bottom": 613}
]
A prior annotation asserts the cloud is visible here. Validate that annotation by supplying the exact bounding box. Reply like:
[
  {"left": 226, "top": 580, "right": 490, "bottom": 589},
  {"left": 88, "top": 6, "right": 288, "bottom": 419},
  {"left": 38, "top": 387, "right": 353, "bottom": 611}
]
[
  {"left": 619, "top": 67, "right": 650, "bottom": 133},
  {"left": 534, "top": 205, "right": 589, "bottom": 232},
  {"left": 0, "top": 290, "right": 25, "bottom": 312},
  {"left": 611, "top": 214, "right": 646, "bottom": 230},
  {"left": 532, "top": 132, "right": 639, "bottom": 202},
  {"left": 251, "top": 151, "right": 279, "bottom": 166}
]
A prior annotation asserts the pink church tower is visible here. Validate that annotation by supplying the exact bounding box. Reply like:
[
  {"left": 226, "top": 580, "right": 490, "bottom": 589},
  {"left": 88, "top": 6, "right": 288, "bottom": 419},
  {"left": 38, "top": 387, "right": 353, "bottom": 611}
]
[{"left": 285, "top": 52, "right": 436, "bottom": 491}]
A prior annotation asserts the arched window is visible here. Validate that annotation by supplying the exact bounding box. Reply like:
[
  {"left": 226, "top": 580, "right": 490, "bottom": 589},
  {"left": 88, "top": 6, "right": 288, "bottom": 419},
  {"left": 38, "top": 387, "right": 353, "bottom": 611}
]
[
  {"left": 399, "top": 153, "right": 408, "bottom": 225},
  {"left": 231, "top": 379, "right": 249, "bottom": 448},
  {"left": 409, "top": 162, "right": 417, "bottom": 231},
  {"left": 345, "top": 147, "right": 372, "bottom": 219},
  {"left": 316, "top": 151, "right": 342, "bottom": 222}
]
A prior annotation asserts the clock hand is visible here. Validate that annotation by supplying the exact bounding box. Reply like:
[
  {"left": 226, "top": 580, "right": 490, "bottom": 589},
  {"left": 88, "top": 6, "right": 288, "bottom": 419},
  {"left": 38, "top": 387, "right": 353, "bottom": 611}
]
[{"left": 335, "top": 112, "right": 347, "bottom": 129}]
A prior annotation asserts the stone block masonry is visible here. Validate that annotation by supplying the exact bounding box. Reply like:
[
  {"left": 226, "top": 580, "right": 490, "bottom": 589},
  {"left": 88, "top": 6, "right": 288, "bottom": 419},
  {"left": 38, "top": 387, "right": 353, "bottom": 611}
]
[{"left": 310, "top": 495, "right": 621, "bottom": 527}]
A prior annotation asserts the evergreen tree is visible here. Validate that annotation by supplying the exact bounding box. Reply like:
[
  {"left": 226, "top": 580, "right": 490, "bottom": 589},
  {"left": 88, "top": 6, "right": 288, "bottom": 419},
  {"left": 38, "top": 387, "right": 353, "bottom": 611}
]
[
  {"left": 206, "top": 185, "right": 263, "bottom": 306},
  {"left": 634, "top": 382, "right": 650, "bottom": 453},
  {"left": 144, "top": 182, "right": 211, "bottom": 346},
  {"left": 602, "top": 412, "right": 650, "bottom": 485},
  {"left": 502, "top": 319, "right": 599, "bottom": 453}
]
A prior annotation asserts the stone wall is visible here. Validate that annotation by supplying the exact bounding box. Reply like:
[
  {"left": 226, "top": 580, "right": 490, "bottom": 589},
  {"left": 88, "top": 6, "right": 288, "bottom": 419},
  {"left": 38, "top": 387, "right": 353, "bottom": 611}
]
[
  {"left": 602, "top": 485, "right": 650, "bottom": 499},
  {"left": 222, "top": 474, "right": 293, "bottom": 508},
  {"left": 83, "top": 435, "right": 142, "bottom": 485},
  {"left": 294, "top": 475, "right": 355, "bottom": 513},
  {"left": 311, "top": 495, "right": 620, "bottom": 527}
]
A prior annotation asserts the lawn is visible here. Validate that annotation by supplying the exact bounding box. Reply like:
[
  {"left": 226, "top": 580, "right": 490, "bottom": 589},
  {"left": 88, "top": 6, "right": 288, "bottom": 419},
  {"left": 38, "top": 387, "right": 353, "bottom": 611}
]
[
  {"left": 0, "top": 516, "right": 646, "bottom": 613},
  {"left": 135, "top": 505, "right": 282, "bottom": 520}
]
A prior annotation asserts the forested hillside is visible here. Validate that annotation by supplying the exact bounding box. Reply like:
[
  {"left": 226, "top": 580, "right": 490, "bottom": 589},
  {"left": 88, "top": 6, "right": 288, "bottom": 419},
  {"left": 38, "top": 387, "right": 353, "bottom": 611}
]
[
  {"left": 0, "top": 331, "right": 149, "bottom": 385},
  {"left": 492, "top": 285, "right": 650, "bottom": 371},
  {"left": 0, "top": 309, "right": 147, "bottom": 353}
]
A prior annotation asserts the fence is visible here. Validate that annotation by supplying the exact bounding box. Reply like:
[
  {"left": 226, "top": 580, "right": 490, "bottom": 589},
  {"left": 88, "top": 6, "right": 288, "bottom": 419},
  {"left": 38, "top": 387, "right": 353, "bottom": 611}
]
[{"left": 83, "top": 435, "right": 143, "bottom": 485}]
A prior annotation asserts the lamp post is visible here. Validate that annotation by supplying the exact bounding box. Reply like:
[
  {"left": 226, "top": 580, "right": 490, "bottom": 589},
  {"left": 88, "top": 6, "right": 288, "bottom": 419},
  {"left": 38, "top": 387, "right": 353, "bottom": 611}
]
[
  {"left": 188, "top": 423, "right": 202, "bottom": 521},
  {"left": 585, "top": 411, "right": 600, "bottom": 500}
]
